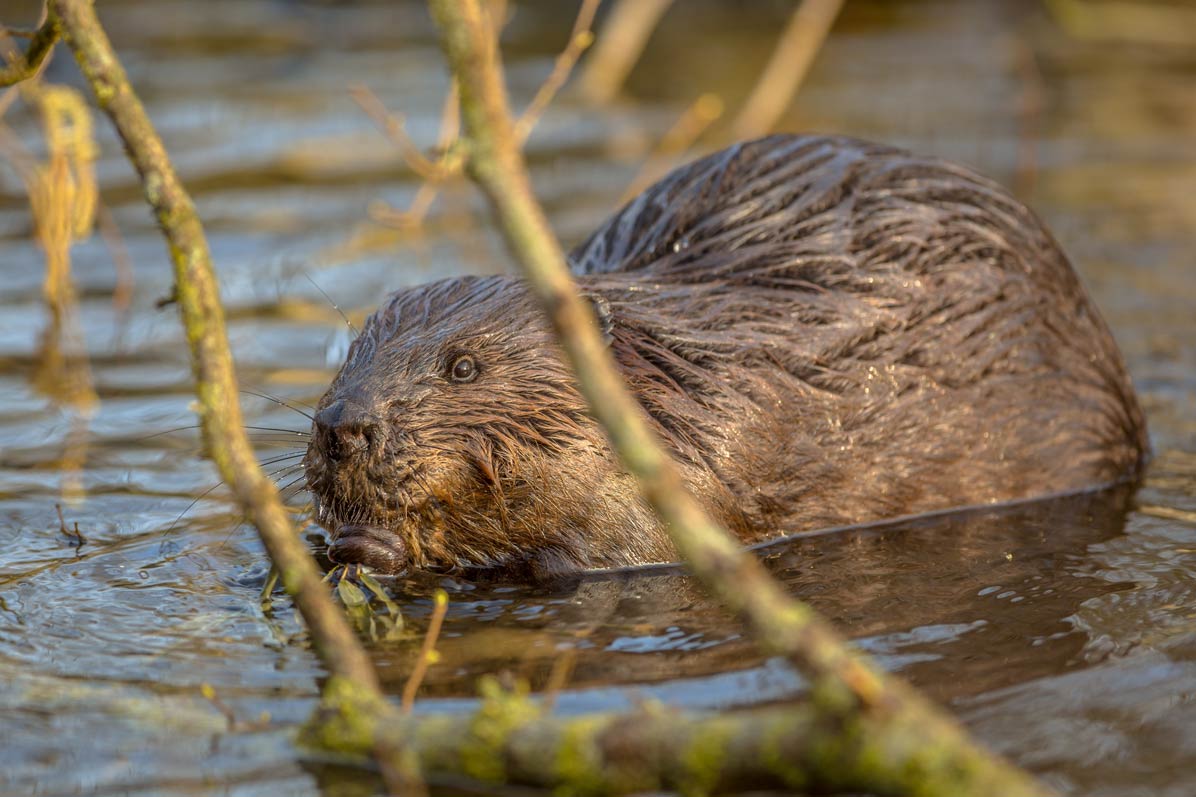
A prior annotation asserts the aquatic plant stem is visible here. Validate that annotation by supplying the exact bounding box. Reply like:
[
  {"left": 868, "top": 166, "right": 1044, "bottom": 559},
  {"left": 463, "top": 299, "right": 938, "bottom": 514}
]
[
  {"left": 401, "top": 589, "right": 448, "bottom": 712},
  {"left": 49, "top": 0, "right": 382, "bottom": 697},
  {"left": 427, "top": 0, "right": 1053, "bottom": 794}
]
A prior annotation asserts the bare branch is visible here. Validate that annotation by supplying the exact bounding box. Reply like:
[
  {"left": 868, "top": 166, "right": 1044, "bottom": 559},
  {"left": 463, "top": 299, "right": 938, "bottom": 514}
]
[
  {"left": 365, "top": 80, "right": 461, "bottom": 229},
  {"left": 349, "top": 83, "right": 455, "bottom": 181},
  {"left": 401, "top": 589, "right": 449, "bottom": 712}
]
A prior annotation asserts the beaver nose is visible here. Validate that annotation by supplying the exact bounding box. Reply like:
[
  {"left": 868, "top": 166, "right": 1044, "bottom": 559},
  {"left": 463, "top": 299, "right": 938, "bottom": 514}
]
[{"left": 313, "top": 398, "right": 383, "bottom": 463}]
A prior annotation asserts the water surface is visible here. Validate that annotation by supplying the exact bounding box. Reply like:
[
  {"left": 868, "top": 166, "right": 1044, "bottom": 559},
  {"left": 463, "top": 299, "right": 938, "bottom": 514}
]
[{"left": 0, "top": 1, "right": 1194, "bottom": 795}]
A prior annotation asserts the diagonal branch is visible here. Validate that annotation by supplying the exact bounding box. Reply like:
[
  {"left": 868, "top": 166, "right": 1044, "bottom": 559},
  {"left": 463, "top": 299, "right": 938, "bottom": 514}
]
[
  {"left": 350, "top": 83, "right": 460, "bottom": 182},
  {"left": 49, "top": 0, "right": 383, "bottom": 699},
  {"left": 731, "top": 0, "right": 845, "bottom": 139},
  {"left": 426, "top": 0, "right": 1054, "bottom": 794}
]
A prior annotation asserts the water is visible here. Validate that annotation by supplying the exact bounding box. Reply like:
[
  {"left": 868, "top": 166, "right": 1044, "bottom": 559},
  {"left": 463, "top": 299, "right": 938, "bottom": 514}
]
[{"left": 1, "top": 0, "right": 1194, "bottom": 794}]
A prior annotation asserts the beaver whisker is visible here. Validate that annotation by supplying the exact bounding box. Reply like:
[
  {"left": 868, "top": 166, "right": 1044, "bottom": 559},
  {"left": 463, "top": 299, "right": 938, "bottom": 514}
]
[
  {"left": 244, "top": 425, "right": 311, "bottom": 438},
  {"left": 240, "top": 389, "right": 316, "bottom": 421},
  {"left": 134, "top": 424, "right": 310, "bottom": 448},
  {"left": 261, "top": 451, "right": 305, "bottom": 470},
  {"left": 277, "top": 474, "right": 308, "bottom": 502},
  {"left": 301, "top": 271, "right": 359, "bottom": 339},
  {"left": 267, "top": 464, "right": 305, "bottom": 485}
]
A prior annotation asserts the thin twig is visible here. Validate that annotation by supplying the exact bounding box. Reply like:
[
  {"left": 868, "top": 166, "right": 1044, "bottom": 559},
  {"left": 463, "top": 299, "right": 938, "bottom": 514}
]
[
  {"left": 618, "top": 92, "right": 723, "bottom": 204},
  {"left": 201, "top": 683, "right": 238, "bottom": 731},
  {"left": 540, "top": 648, "right": 577, "bottom": 712},
  {"left": 201, "top": 683, "right": 271, "bottom": 732},
  {"left": 0, "top": 10, "right": 59, "bottom": 88},
  {"left": 401, "top": 589, "right": 449, "bottom": 713},
  {"left": 55, "top": 502, "right": 86, "bottom": 544},
  {"left": 1139, "top": 504, "right": 1196, "bottom": 524},
  {"left": 366, "top": 81, "right": 461, "bottom": 230},
  {"left": 514, "top": 0, "right": 600, "bottom": 144},
  {"left": 349, "top": 84, "right": 459, "bottom": 181},
  {"left": 1, "top": 26, "right": 38, "bottom": 39}
]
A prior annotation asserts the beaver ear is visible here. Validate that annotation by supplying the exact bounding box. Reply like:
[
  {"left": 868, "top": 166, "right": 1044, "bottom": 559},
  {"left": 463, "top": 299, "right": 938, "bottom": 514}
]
[{"left": 581, "top": 293, "right": 615, "bottom": 346}]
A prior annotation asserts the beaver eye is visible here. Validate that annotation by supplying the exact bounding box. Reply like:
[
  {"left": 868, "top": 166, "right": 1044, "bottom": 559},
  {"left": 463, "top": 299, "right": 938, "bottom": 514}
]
[{"left": 448, "top": 354, "right": 478, "bottom": 383}]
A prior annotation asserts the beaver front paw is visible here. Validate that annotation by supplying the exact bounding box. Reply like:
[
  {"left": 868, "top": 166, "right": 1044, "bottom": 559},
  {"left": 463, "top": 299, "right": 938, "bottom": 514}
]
[{"left": 327, "top": 525, "right": 408, "bottom": 575}]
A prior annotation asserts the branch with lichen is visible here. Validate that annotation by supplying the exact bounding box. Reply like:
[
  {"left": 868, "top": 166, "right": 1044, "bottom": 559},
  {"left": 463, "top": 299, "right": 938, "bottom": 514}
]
[
  {"left": 307, "top": 674, "right": 1035, "bottom": 795},
  {"left": 46, "top": 0, "right": 384, "bottom": 701},
  {"left": 425, "top": 0, "right": 1054, "bottom": 794}
]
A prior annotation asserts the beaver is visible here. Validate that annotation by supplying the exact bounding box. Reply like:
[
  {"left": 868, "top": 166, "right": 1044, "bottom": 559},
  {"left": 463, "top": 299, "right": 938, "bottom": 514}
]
[{"left": 303, "top": 135, "right": 1149, "bottom": 579}]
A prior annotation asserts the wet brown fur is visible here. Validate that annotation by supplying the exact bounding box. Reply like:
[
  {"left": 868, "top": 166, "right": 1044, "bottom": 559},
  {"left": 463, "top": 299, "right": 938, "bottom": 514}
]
[{"left": 304, "top": 135, "right": 1148, "bottom": 577}]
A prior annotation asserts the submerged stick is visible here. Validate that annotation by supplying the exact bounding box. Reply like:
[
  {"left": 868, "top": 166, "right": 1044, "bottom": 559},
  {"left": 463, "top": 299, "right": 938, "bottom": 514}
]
[
  {"left": 427, "top": 0, "right": 1053, "bottom": 794},
  {"left": 49, "top": 0, "right": 382, "bottom": 698}
]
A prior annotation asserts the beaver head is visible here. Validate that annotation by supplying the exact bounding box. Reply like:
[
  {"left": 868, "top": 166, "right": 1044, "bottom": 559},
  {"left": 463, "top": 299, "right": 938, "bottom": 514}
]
[{"left": 302, "top": 275, "right": 668, "bottom": 577}]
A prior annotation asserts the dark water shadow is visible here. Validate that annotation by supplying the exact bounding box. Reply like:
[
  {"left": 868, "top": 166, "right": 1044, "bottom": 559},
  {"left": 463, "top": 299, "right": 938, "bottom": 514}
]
[{"left": 354, "top": 487, "right": 1136, "bottom": 713}]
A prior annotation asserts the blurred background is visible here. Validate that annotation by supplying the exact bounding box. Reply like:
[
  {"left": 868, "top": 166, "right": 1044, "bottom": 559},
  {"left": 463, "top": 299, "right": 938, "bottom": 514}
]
[{"left": 0, "top": 1, "right": 1194, "bottom": 795}]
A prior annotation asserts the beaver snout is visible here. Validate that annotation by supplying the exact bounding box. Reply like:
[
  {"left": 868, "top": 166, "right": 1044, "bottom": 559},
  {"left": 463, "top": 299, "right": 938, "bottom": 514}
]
[
  {"left": 328, "top": 524, "right": 409, "bottom": 574},
  {"left": 313, "top": 398, "right": 385, "bottom": 463}
]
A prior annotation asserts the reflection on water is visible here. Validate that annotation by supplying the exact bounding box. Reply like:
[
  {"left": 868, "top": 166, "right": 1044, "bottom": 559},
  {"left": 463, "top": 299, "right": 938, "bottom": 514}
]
[
  {"left": 0, "top": 0, "right": 1193, "bottom": 795},
  {"left": 369, "top": 488, "right": 1136, "bottom": 712}
]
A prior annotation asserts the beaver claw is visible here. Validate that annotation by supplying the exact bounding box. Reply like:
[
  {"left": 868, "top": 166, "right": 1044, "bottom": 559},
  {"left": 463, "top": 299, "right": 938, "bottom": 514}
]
[{"left": 327, "top": 525, "right": 408, "bottom": 575}]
